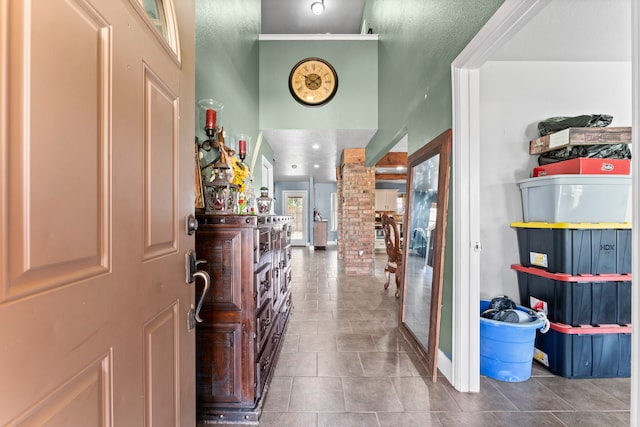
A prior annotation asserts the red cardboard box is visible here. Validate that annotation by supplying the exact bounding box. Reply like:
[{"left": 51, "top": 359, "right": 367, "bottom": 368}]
[{"left": 533, "top": 158, "right": 630, "bottom": 177}]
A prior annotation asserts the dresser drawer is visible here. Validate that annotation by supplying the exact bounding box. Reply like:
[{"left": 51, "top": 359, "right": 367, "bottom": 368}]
[
  {"left": 256, "top": 301, "right": 273, "bottom": 352},
  {"left": 254, "top": 263, "right": 272, "bottom": 311},
  {"left": 255, "top": 328, "right": 278, "bottom": 400},
  {"left": 255, "top": 228, "right": 271, "bottom": 263},
  {"left": 280, "top": 266, "right": 292, "bottom": 296}
]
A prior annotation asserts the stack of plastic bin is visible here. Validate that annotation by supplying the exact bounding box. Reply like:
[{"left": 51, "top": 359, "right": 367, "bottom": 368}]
[{"left": 511, "top": 158, "right": 632, "bottom": 379}]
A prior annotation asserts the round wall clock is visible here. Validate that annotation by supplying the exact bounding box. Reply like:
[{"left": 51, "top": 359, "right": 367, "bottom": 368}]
[{"left": 288, "top": 57, "right": 338, "bottom": 106}]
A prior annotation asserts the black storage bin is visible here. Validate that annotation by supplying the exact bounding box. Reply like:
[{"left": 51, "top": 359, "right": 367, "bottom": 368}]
[
  {"left": 534, "top": 322, "right": 631, "bottom": 379},
  {"left": 511, "top": 222, "right": 631, "bottom": 275},
  {"left": 513, "top": 264, "right": 631, "bottom": 326}
]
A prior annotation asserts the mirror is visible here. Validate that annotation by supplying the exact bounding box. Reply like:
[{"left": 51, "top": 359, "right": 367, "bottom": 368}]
[{"left": 399, "top": 129, "right": 451, "bottom": 382}]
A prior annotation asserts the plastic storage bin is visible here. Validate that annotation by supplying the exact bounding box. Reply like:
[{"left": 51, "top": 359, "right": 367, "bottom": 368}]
[
  {"left": 480, "top": 300, "right": 545, "bottom": 382},
  {"left": 533, "top": 158, "right": 631, "bottom": 177},
  {"left": 517, "top": 175, "right": 631, "bottom": 223},
  {"left": 511, "top": 222, "right": 632, "bottom": 275},
  {"left": 534, "top": 322, "right": 631, "bottom": 379},
  {"left": 512, "top": 264, "right": 631, "bottom": 326}
]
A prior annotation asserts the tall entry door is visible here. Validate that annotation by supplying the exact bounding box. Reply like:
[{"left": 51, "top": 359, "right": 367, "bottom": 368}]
[
  {"left": 283, "top": 191, "right": 308, "bottom": 246},
  {"left": 0, "top": 0, "right": 196, "bottom": 425}
]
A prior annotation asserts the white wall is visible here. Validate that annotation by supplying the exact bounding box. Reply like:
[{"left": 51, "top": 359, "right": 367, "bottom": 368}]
[{"left": 478, "top": 60, "right": 632, "bottom": 300}]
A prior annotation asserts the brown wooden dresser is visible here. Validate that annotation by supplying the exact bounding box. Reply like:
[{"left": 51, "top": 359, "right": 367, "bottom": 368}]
[{"left": 194, "top": 214, "right": 293, "bottom": 424}]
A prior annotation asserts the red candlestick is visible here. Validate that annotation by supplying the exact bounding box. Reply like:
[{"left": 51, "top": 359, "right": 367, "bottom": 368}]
[
  {"left": 205, "top": 109, "right": 216, "bottom": 130},
  {"left": 238, "top": 139, "right": 247, "bottom": 157}
]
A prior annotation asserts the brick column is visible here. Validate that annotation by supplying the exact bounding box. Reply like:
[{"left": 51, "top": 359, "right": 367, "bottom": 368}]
[{"left": 338, "top": 148, "right": 375, "bottom": 275}]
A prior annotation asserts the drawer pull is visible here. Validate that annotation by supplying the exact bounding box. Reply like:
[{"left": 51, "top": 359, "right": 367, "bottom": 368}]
[
  {"left": 260, "top": 318, "right": 271, "bottom": 330},
  {"left": 261, "top": 356, "right": 271, "bottom": 371}
]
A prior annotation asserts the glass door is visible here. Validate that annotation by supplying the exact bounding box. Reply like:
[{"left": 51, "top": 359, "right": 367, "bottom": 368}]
[{"left": 282, "top": 191, "right": 308, "bottom": 246}]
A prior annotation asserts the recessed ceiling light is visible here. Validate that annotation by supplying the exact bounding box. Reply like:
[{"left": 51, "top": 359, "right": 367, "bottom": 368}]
[
  {"left": 310, "top": 0, "right": 325, "bottom": 15},
  {"left": 312, "top": 144, "right": 320, "bottom": 149},
  {"left": 314, "top": 164, "right": 319, "bottom": 168},
  {"left": 292, "top": 164, "right": 297, "bottom": 169}
]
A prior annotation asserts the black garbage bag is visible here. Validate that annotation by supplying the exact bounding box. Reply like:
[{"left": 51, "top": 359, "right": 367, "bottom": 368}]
[
  {"left": 537, "top": 114, "right": 613, "bottom": 136},
  {"left": 538, "top": 143, "right": 632, "bottom": 165},
  {"left": 489, "top": 295, "right": 516, "bottom": 311},
  {"left": 481, "top": 296, "right": 525, "bottom": 323}
]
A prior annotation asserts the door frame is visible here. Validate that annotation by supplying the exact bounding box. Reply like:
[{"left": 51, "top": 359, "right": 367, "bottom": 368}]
[
  {"left": 451, "top": 1, "right": 638, "bottom": 413},
  {"left": 282, "top": 190, "right": 308, "bottom": 246},
  {"left": 450, "top": 0, "right": 554, "bottom": 392}
]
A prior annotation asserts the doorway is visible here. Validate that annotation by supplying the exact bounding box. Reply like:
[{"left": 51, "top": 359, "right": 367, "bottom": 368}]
[
  {"left": 451, "top": 0, "right": 636, "bottom": 400},
  {"left": 283, "top": 191, "right": 308, "bottom": 246}
]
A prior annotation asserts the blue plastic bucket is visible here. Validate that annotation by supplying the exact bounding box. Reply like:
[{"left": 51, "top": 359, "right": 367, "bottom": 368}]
[{"left": 480, "top": 299, "right": 544, "bottom": 382}]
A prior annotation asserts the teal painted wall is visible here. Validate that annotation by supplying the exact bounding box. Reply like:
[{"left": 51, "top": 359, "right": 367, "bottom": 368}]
[
  {"left": 195, "top": 0, "right": 272, "bottom": 191},
  {"left": 363, "top": 0, "right": 505, "bottom": 357},
  {"left": 259, "top": 40, "right": 378, "bottom": 130},
  {"left": 195, "top": 0, "right": 505, "bottom": 360}
]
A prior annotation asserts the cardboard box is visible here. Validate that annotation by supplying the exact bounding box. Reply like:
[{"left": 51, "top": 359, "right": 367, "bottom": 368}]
[
  {"left": 529, "top": 127, "right": 631, "bottom": 155},
  {"left": 533, "top": 158, "right": 630, "bottom": 177}
]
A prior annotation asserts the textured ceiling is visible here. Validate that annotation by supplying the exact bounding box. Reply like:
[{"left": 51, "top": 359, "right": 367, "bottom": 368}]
[{"left": 261, "top": 0, "right": 366, "bottom": 35}]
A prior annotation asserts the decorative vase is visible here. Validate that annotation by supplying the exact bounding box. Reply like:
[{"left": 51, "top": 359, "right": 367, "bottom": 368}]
[{"left": 256, "top": 187, "right": 272, "bottom": 216}]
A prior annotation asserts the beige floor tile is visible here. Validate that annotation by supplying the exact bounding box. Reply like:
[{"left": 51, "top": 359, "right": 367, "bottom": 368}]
[{"left": 288, "top": 377, "right": 346, "bottom": 412}]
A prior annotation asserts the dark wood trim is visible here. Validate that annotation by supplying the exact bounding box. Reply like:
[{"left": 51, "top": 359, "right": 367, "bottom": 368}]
[
  {"left": 376, "top": 151, "right": 408, "bottom": 166},
  {"left": 375, "top": 173, "right": 406, "bottom": 180}
]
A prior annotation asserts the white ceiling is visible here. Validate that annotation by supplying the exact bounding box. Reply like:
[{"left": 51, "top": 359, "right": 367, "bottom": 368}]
[
  {"left": 490, "top": 0, "right": 630, "bottom": 62},
  {"left": 261, "top": 0, "right": 366, "bottom": 35},
  {"left": 259, "top": 0, "right": 631, "bottom": 183}
]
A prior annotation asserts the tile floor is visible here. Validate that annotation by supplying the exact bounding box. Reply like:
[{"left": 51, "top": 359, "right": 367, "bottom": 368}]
[{"left": 207, "top": 246, "right": 631, "bottom": 427}]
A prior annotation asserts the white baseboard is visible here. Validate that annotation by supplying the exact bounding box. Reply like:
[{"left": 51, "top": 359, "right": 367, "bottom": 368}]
[{"left": 438, "top": 350, "right": 453, "bottom": 385}]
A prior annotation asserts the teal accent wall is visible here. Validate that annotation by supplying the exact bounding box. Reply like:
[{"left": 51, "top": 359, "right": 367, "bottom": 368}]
[
  {"left": 362, "top": 0, "right": 505, "bottom": 357},
  {"left": 259, "top": 40, "right": 378, "bottom": 130},
  {"left": 195, "top": 0, "right": 272, "bottom": 191},
  {"left": 195, "top": 0, "right": 505, "bottom": 361}
]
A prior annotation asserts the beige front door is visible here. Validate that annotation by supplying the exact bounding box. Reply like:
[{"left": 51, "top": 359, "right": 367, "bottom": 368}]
[{"left": 0, "top": 0, "right": 196, "bottom": 425}]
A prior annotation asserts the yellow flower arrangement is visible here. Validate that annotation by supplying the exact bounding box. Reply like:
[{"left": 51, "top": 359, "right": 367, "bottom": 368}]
[{"left": 231, "top": 157, "right": 250, "bottom": 192}]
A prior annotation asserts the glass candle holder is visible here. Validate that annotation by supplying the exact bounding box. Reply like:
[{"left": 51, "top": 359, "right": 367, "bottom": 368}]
[
  {"left": 236, "top": 133, "right": 251, "bottom": 161},
  {"left": 198, "top": 99, "right": 224, "bottom": 140}
]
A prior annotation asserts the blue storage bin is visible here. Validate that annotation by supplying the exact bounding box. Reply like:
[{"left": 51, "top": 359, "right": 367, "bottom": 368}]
[{"left": 480, "top": 300, "right": 546, "bottom": 382}]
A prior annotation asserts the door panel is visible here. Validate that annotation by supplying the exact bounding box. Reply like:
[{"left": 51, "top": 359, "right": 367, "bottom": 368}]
[
  {"left": 142, "top": 63, "right": 179, "bottom": 259},
  {"left": 4, "top": 0, "right": 111, "bottom": 302},
  {"left": 0, "top": 0, "right": 196, "bottom": 425},
  {"left": 4, "top": 352, "right": 112, "bottom": 426}
]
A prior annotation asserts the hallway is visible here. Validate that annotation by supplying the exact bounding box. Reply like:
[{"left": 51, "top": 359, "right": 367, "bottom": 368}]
[{"left": 205, "top": 247, "right": 630, "bottom": 426}]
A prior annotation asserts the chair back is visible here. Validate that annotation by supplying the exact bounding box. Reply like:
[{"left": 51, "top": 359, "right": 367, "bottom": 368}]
[{"left": 381, "top": 214, "right": 401, "bottom": 263}]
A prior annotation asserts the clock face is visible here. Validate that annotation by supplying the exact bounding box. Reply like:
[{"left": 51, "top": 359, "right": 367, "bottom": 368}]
[{"left": 288, "top": 58, "right": 338, "bottom": 106}]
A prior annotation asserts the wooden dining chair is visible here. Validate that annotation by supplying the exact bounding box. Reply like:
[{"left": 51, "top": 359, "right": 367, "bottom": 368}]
[{"left": 382, "top": 213, "right": 402, "bottom": 298}]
